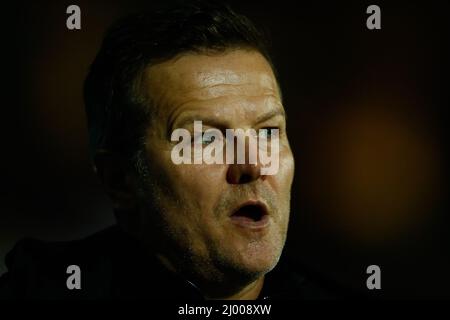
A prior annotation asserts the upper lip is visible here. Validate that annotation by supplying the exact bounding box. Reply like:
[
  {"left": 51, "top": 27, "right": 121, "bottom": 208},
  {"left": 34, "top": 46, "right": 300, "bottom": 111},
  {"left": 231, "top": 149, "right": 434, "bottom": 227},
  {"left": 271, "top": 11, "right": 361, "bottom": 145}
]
[{"left": 230, "top": 200, "right": 270, "bottom": 217}]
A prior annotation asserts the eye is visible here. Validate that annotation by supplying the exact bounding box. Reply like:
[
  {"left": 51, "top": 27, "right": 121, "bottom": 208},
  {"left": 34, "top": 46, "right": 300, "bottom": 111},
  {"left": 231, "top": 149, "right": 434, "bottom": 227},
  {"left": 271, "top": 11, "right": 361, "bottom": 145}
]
[
  {"left": 259, "top": 127, "right": 279, "bottom": 139},
  {"left": 192, "top": 132, "right": 216, "bottom": 145},
  {"left": 202, "top": 133, "right": 216, "bottom": 145}
]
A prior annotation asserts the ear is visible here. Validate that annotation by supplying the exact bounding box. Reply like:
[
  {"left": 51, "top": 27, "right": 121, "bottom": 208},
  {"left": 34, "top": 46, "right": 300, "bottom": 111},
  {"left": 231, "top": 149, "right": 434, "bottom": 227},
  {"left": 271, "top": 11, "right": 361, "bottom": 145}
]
[{"left": 93, "top": 150, "right": 138, "bottom": 212}]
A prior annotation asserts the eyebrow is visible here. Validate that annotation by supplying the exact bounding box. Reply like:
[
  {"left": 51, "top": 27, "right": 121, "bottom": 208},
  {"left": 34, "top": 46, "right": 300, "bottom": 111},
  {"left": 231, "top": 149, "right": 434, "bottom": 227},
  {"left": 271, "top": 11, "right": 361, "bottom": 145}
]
[
  {"left": 173, "top": 115, "right": 229, "bottom": 132},
  {"left": 173, "top": 108, "right": 286, "bottom": 131},
  {"left": 255, "top": 108, "right": 286, "bottom": 124}
]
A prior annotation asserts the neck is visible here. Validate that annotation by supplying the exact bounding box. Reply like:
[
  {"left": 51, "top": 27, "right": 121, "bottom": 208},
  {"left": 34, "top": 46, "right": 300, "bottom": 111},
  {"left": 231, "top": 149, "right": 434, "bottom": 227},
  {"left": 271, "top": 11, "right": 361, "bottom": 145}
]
[
  {"left": 156, "top": 253, "right": 265, "bottom": 300},
  {"left": 206, "top": 276, "right": 265, "bottom": 300}
]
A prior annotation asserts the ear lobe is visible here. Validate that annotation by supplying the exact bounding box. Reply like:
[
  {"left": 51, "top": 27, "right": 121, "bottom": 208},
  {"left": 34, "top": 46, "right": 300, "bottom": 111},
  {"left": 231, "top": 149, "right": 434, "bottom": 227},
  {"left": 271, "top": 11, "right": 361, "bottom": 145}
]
[{"left": 94, "top": 150, "right": 138, "bottom": 211}]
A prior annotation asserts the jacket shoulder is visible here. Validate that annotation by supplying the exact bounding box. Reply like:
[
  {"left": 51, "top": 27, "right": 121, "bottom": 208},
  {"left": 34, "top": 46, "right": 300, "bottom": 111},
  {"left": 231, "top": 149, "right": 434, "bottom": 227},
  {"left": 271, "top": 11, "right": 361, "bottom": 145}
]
[{"left": 0, "top": 226, "right": 118, "bottom": 299}]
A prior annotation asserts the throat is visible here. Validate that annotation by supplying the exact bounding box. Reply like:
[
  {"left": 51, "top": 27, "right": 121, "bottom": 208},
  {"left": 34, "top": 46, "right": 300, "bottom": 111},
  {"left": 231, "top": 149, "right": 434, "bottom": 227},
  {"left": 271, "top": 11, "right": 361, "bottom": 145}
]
[{"left": 204, "top": 275, "right": 265, "bottom": 300}]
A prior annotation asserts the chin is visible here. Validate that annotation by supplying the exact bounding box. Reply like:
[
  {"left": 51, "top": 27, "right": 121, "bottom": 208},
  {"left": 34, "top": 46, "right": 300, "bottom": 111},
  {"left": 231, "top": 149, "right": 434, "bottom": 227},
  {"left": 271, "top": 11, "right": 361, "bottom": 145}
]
[
  {"left": 246, "top": 253, "right": 280, "bottom": 274},
  {"left": 226, "top": 243, "right": 283, "bottom": 279}
]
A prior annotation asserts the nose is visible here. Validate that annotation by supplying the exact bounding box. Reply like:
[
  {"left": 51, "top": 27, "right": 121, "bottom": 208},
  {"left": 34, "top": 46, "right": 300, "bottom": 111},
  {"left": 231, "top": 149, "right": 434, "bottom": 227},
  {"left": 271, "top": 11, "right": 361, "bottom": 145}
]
[
  {"left": 226, "top": 162, "right": 265, "bottom": 184},
  {"left": 225, "top": 130, "right": 269, "bottom": 184},
  {"left": 227, "top": 133, "right": 265, "bottom": 184}
]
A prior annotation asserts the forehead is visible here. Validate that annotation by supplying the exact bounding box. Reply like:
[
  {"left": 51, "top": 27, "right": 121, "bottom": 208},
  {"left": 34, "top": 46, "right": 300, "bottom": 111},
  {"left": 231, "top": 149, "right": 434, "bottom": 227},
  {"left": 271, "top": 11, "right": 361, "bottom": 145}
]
[{"left": 140, "top": 49, "right": 282, "bottom": 122}]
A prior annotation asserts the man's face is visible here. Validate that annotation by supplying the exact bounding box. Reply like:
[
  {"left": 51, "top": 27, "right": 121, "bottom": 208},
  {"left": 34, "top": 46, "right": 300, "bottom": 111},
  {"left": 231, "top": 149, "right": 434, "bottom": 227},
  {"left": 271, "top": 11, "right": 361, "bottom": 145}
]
[{"left": 135, "top": 49, "right": 294, "bottom": 284}]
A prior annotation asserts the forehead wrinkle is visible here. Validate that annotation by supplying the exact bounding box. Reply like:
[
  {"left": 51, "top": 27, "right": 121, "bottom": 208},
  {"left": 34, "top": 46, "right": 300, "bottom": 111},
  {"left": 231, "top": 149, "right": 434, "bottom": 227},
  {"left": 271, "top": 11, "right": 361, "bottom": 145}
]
[
  {"left": 176, "top": 92, "right": 280, "bottom": 112},
  {"left": 195, "top": 70, "right": 276, "bottom": 88},
  {"left": 188, "top": 84, "right": 278, "bottom": 101}
]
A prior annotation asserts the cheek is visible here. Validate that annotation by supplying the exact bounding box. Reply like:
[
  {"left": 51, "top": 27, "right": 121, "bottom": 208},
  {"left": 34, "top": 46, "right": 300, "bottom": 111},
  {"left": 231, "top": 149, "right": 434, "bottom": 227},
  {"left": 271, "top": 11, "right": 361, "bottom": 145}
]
[
  {"left": 284, "top": 153, "right": 295, "bottom": 188},
  {"left": 185, "top": 165, "right": 226, "bottom": 207},
  {"left": 271, "top": 146, "right": 295, "bottom": 193},
  {"left": 163, "top": 159, "right": 227, "bottom": 209}
]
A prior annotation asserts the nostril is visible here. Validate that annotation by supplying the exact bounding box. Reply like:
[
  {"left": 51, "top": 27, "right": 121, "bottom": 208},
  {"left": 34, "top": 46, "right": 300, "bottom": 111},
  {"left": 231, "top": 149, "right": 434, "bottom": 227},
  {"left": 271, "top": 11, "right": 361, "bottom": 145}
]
[
  {"left": 238, "top": 174, "right": 252, "bottom": 184},
  {"left": 226, "top": 163, "right": 262, "bottom": 184}
]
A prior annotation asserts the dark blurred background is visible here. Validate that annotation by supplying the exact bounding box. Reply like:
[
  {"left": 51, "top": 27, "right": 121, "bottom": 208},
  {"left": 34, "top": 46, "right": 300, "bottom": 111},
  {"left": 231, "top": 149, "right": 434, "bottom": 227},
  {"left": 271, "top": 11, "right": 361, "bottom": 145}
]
[{"left": 1, "top": 0, "right": 449, "bottom": 298}]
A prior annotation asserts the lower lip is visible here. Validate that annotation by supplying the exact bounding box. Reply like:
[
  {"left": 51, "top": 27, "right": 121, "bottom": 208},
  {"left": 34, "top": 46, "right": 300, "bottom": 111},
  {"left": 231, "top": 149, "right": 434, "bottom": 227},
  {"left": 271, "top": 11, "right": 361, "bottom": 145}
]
[{"left": 229, "top": 214, "right": 270, "bottom": 230}]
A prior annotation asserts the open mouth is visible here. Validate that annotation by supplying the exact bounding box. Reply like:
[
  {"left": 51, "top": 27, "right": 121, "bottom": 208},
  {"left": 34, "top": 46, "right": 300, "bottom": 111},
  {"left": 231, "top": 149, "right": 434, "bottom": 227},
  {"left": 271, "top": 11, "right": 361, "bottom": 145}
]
[{"left": 230, "top": 202, "right": 270, "bottom": 229}]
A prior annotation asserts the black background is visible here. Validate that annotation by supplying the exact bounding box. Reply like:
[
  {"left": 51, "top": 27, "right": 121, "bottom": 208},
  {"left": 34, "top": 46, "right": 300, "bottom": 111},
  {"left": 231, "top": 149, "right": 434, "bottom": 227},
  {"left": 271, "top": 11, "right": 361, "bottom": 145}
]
[{"left": 0, "top": 0, "right": 449, "bottom": 298}]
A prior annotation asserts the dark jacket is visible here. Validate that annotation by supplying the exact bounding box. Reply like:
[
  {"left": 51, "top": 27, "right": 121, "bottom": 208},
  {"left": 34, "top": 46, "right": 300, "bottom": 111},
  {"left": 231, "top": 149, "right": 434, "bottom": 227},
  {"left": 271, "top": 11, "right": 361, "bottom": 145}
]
[{"left": 0, "top": 225, "right": 344, "bottom": 299}]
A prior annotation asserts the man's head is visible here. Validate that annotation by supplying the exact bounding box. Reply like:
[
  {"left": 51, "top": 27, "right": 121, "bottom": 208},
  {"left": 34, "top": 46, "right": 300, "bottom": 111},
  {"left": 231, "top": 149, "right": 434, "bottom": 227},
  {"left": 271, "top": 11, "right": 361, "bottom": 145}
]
[{"left": 84, "top": 1, "right": 294, "bottom": 298}]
